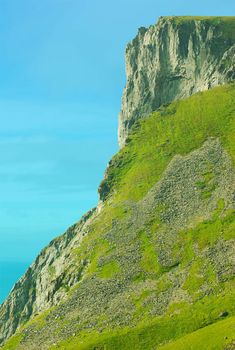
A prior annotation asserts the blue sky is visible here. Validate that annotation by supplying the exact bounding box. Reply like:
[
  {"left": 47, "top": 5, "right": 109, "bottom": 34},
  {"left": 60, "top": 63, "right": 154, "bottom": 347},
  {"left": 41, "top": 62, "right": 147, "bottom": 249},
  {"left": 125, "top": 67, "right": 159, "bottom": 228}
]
[{"left": 0, "top": 0, "right": 234, "bottom": 302}]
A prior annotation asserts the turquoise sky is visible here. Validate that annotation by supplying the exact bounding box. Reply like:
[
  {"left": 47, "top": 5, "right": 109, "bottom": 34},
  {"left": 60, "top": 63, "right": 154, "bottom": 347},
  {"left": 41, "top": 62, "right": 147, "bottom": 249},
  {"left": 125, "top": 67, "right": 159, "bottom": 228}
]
[{"left": 0, "top": 0, "right": 234, "bottom": 302}]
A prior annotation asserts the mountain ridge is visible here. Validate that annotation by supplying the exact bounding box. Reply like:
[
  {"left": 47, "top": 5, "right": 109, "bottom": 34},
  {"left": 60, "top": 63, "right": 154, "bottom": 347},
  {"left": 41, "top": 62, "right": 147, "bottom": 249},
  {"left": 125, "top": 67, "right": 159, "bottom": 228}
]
[{"left": 0, "top": 16, "right": 235, "bottom": 350}]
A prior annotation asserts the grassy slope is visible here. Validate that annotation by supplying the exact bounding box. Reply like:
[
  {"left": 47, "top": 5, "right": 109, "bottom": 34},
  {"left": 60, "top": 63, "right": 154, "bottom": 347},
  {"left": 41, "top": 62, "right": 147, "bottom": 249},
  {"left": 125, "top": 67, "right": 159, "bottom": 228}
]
[
  {"left": 158, "top": 316, "right": 235, "bottom": 350},
  {"left": 2, "top": 83, "right": 235, "bottom": 350},
  {"left": 100, "top": 83, "right": 235, "bottom": 204},
  {"left": 45, "top": 286, "right": 235, "bottom": 350}
]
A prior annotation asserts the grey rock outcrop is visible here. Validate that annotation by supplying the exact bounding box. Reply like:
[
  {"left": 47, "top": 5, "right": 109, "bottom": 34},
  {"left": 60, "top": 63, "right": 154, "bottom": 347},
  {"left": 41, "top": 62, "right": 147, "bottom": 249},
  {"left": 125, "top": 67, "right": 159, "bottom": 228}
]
[
  {"left": 0, "top": 16, "right": 235, "bottom": 349},
  {"left": 1, "top": 138, "right": 234, "bottom": 349},
  {"left": 0, "top": 208, "right": 96, "bottom": 344},
  {"left": 119, "top": 16, "right": 235, "bottom": 147}
]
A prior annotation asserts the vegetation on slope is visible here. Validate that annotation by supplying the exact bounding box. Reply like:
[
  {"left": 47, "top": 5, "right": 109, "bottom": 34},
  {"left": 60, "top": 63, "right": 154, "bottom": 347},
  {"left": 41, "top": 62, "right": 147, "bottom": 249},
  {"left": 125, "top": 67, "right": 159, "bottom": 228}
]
[
  {"left": 2, "top": 83, "right": 235, "bottom": 350},
  {"left": 100, "top": 83, "right": 235, "bottom": 202},
  {"left": 158, "top": 315, "right": 235, "bottom": 350}
]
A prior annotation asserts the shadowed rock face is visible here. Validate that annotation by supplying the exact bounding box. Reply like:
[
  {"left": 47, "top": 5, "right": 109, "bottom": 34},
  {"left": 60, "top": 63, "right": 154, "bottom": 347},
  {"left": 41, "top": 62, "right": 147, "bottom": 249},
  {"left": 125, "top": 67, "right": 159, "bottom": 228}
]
[{"left": 119, "top": 16, "right": 235, "bottom": 147}]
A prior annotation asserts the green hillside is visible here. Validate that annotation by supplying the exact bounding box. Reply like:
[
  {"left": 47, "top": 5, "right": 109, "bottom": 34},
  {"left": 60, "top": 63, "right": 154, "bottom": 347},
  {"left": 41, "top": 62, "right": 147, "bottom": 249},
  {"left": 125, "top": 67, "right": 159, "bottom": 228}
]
[{"left": 2, "top": 83, "right": 235, "bottom": 350}]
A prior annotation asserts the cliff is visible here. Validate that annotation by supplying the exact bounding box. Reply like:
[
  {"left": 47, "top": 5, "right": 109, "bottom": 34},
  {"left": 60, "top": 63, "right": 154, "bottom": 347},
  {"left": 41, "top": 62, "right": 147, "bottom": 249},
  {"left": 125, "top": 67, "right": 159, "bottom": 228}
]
[
  {"left": 119, "top": 16, "right": 235, "bottom": 147},
  {"left": 0, "top": 16, "right": 235, "bottom": 350},
  {"left": 0, "top": 208, "right": 96, "bottom": 344}
]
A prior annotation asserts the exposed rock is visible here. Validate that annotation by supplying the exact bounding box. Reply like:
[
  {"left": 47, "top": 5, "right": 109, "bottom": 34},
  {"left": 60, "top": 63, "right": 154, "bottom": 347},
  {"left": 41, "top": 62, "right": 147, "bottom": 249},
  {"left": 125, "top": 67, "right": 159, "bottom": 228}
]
[
  {"left": 1, "top": 138, "right": 234, "bottom": 349},
  {"left": 0, "top": 16, "right": 235, "bottom": 350},
  {"left": 119, "top": 16, "right": 235, "bottom": 147},
  {"left": 0, "top": 208, "right": 96, "bottom": 344}
]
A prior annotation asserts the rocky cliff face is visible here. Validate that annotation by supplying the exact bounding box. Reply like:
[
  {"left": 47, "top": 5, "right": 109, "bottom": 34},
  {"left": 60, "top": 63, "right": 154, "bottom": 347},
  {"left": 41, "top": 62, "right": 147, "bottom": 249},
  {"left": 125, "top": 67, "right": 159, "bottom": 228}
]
[
  {"left": 119, "top": 16, "right": 235, "bottom": 147},
  {"left": 1, "top": 84, "right": 235, "bottom": 348},
  {"left": 0, "top": 208, "right": 96, "bottom": 344},
  {"left": 0, "top": 16, "right": 235, "bottom": 350}
]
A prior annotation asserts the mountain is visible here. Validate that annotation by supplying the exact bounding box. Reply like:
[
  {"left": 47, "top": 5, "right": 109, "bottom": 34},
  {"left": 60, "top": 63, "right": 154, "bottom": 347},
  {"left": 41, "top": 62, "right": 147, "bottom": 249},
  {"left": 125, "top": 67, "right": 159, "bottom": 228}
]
[
  {"left": 0, "top": 16, "right": 235, "bottom": 350},
  {"left": 118, "top": 16, "right": 235, "bottom": 147}
]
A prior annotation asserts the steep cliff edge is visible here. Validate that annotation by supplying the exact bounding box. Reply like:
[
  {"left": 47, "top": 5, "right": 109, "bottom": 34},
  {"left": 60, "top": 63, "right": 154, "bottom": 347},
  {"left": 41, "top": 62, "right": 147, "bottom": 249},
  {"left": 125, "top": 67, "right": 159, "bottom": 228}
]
[
  {"left": 119, "top": 16, "right": 235, "bottom": 147},
  {"left": 0, "top": 208, "right": 96, "bottom": 344},
  {"left": 1, "top": 83, "right": 235, "bottom": 350},
  {"left": 0, "top": 16, "right": 235, "bottom": 350}
]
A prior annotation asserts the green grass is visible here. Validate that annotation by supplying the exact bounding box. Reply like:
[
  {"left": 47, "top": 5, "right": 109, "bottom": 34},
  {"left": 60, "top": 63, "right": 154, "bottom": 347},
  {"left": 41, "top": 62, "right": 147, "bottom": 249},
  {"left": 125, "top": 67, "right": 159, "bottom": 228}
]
[
  {"left": 101, "top": 84, "right": 235, "bottom": 204},
  {"left": 182, "top": 257, "right": 218, "bottom": 301},
  {"left": 98, "top": 260, "right": 120, "bottom": 279},
  {"left": 1, "top": 334, "right": 23, "bottom": 350},
  {"left": 47, "top": 83, "right": 235, "bottom": 350},
  {"left": 46, "top": 283, "right": 235, "bottom": 350},
  {"left": 1, "top": 83, "right": 235, "bottom": 350},
  {"left": 1, "top": 308, "right": 55, "bottom": 350},
  {"left": 178, "top": 203, "right": 235, "bottom": 252},
  {"left": 138, "top": 230, "right": 160, "bottom": 275},
  {"left": 195, "top": 164, "right": 216, "bottom": 199},
  {"left": 158, "top": 316, "right": 235, "bottom": 350},
  {"left": 75, "top": 84, "right": 235, "bottom": 289}
]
